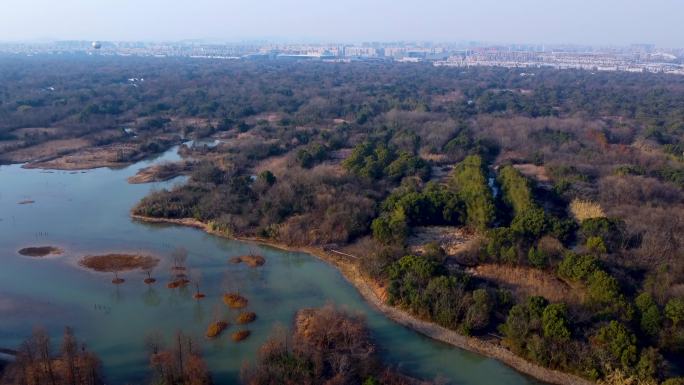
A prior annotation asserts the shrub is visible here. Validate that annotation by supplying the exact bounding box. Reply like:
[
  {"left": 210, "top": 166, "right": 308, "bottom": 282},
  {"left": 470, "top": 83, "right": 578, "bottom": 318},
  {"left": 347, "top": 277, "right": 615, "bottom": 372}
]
[
  {"left": 593, "top": 321, "right": 638, "bottom": 370},
  {"left": 587, "top": 270, "right": 621, "bottom": 305},
  {"left": 636, "top": 347, "right": 664, "bottom": 381},
  {"left": 586, "top": 236, "right": 608, "bottom": 254},
  {"left": 665, "top": 297, "right": 684, "bottom": 326},
  {"left": 557, "top": 253, "right": 600, "bottom": 282},
  {"left": 464, "top": 289, "right": 493, "bottom": 332},
  {"left": 371, "top": 208, "right": 409, "bottom": 245},
  {"left": 635, "top": 293, "right": 662, "bottom": 338},
  {"left": 450, "top": 154, "right": 496, "bottom": 229},
  {"left": 498, "top": 165, "right": 535, "bottom": 215},
  {"left": 580, "top": 217, "right": 625, "bottom": 252},
  {"left": 501, "top": 304, "right": 531, "bottom": 353},
  {"left": 511, "top": 207, "right": 548, "bottom": 240},
  {"left": 527, "top": 246, "right": 548, "bottom": 268},
  {"left": 542, "top": 303, "right": 571, "bottom": 341}
]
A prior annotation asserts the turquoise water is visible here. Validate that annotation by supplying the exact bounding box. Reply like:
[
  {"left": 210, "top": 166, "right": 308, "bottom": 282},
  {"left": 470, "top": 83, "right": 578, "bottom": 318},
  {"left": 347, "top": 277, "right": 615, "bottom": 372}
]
[{"left": 0, "top": 147, "right": 542, "bottom": 385}]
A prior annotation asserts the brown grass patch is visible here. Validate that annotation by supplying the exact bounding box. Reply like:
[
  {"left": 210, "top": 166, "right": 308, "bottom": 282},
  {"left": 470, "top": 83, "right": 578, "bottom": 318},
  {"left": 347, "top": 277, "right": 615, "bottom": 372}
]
[
  {"left": 468, "top": 264, "right": 586, "bottom": 304},
  {"left": 206, "top": 321, "right": 229, "bottom": 338},
  {"left": 229, "top": 255, "right": 265, "bottom": 267},
  {"left": 223, "top": 293, "right": 248, "bottom": 309},
  {"left": 18, "top": 246, "right": 62, "bottom": 257},
  {"left": 512, "top": 163, "right": 551, "bottom": 184},
  {"left": 3, "top": 138, "right": 90, "bottom": 163},
  {"left": 79, "top": 254, "right": 159, "bottom": 272},
  {"left": 236, "top": 312, "right": 257, "bottom": 324},
  {"left": 231, "top": 330, "right": 251, "bottom": 342}
]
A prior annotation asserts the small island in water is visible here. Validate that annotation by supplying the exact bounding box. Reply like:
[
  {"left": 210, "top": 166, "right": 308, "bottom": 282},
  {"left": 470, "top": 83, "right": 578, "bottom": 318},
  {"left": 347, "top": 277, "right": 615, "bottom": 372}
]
[{"left": 17, "top": 246, "right": 63, "bottom": 258}]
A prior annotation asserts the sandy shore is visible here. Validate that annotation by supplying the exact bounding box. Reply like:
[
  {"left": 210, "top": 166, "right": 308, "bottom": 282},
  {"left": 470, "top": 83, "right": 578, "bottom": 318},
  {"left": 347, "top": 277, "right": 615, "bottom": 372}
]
[{"left": 130, "top": 214, "right": 593, "bottom": 385}]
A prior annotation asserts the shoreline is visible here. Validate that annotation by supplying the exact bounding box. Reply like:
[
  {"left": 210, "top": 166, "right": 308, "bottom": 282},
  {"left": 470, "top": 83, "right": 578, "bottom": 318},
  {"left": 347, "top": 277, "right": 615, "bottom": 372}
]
[{"left": 130, "top": 214, "right": 593, "bottom": 385}]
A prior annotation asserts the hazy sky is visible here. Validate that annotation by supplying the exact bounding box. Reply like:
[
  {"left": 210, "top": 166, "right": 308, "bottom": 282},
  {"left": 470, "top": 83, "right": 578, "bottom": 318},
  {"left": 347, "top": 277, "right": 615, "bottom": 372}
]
[{"left": 1, "top": 0, "right": 683, "bottom": 47}]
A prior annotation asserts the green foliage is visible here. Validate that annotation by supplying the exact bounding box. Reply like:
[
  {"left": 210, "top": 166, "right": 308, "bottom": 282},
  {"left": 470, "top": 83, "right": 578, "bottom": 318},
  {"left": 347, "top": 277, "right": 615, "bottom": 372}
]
[
  {"left": 500, "top": 304, "right": 532, "bottom": 353},
  {"left": 381, "top": 182, "right": 464, "bottom": 227},
  {"left": 362, "top": 377, "right": 380, "bottom": 385},
  {"left": 527, "top": 246, "right": 548, "bottom": 268},
  {"left": 586, "top": 236, "right": 607, "bottom": 254},
  {"left": 258, "top": 170, "right": 277, "bottom": 186},
  {"left": 557, "top": 253, "right": 600, "bottom": 282},
  {"left": 498, "top": 165, "right": 535, "bottom": 215},
  {"left": 372, "top": 181, "right": 466, "bottom": 245},
  {"left": 510, "top": 207, "right": 548, "bottom": 239},
  {"left": 542, "top": 303, "right": 571, "bottom": 341},
  {"left": 594, "top": 321, "right": 638, "bottom": 370},
  {"left": 665, "top": 297, "right": 684, "bottom": 326},
  {"left": 635, "top": 293, "right": 662, "bottom": 338},
  {"left": 386, "top": 255, "right": 490, "bottom": 334},
  {"left": 296, "top": 143, "right": 327, "bottom": 168},
  {"left": 484, "top": 227, "right": 519, "bottom": 264},
  {"left": 501, "top": 297, "right": 575, "bottom": 368},
  {"left": 636, "top": 347, "right": 664, "bottom": 381},
  {"left": 386, "top": 151, "right": 431, "bottom": 181},
  {"left": 343, "top": 141, "right": 429, "bottom": 181},
  {"left": 580, "top": 217, "right": 625, "bottom": 252},
  {"left": 387, "top": 255, "right": 440, "bottom": 311},
  {"left": 464, "top": 289, "right": 493, "bottom": 332},
  {"left": 586, "top": 270, "right": 621, "bottom": 305},
  {"left": 371, "top": 208, "right": 409, "bottom": 245},
  {"left": 449, "top": 155, "right": 496, "bottom": 229},
  {"left": 424, "top": 275, "right": 465, "bottom": 328}
]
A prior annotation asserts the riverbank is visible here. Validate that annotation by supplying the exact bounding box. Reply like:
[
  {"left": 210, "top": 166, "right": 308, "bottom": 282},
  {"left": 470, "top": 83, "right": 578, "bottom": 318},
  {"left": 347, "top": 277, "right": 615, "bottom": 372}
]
[{"left": 130, "top": 214, "right": 594, "bottom": 385}]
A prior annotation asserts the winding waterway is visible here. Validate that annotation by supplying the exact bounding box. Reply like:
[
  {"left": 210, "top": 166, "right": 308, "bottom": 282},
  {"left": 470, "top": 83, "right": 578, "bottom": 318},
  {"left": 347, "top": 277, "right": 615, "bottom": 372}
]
[{"left": 0, "top": 147, "right": 542, "bottom": 385}]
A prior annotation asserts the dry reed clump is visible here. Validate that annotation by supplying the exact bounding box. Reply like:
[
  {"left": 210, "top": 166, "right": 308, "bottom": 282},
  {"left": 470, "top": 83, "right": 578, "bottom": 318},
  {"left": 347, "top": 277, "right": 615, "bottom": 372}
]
[
  {"left": 223, "top": 293, "right": 249, "bottom": 308},
  {"left": 206, "top": 321, "right": 229, "bottom": 338},
  {"left": 229, "top": 255, "right": 266, "bottom": 267},
  {"left": 569, "top": 199, "right": 606, "bottom": 222},
  {"left": 236, "top": 312, "right": 257, "bottom": 324},
  {"left": 231, "top": 329, "right": 251, "bottom": 342},
  {"left": 167, "top": 278, "right": 190, "bottom": 289}
]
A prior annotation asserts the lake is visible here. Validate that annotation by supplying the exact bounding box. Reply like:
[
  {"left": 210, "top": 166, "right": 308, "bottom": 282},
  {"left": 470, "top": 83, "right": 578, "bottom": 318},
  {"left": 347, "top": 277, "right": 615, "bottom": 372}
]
[{"left": 0, "top": 146, "right": 542, "bottom": 385}]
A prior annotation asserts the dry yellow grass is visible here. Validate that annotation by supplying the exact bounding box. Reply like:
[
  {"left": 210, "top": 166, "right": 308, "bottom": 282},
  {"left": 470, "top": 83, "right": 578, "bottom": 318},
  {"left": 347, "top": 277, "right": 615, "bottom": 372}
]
[
  {"left": 569, "top": 199, "right": 606, "bottom": 222},
  {"left": 468, "top": 264, "right": 586, "bottom": 305}
]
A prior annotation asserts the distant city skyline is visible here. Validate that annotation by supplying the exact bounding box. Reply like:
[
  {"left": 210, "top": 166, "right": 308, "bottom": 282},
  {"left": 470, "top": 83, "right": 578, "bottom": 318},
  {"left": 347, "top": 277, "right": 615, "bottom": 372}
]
[{"left": 1, "top": 0, "right": 684, "bottom": 48}]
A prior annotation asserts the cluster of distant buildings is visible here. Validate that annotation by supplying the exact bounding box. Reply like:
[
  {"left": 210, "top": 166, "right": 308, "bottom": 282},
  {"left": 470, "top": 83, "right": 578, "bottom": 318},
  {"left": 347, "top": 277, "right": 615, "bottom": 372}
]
[
  {"left": 435, "top": 46, "right": 684, "bottom": 75},
  {"left": 1, "top": 40, "right": 683, "bottom": 75}
]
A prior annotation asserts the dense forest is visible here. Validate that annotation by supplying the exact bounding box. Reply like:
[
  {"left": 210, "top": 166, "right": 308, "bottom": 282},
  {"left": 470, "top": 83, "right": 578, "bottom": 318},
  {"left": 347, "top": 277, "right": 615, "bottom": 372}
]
[{"left": 1, "top": 55, "right": 683, "bottom": 384}]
